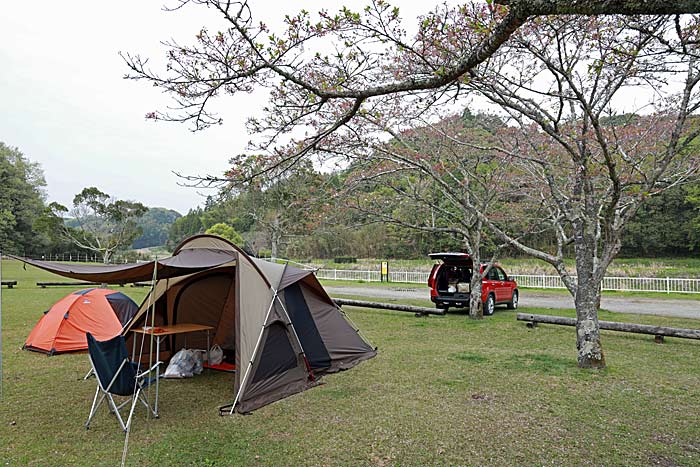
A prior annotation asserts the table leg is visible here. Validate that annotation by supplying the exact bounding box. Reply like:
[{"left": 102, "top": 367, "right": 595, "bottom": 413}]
[
  {"left": 206, "top": 330, "right": 210, "bottom": 369},
  {"left": 154, "top": 336, "right": 161, "bottom": 418}
]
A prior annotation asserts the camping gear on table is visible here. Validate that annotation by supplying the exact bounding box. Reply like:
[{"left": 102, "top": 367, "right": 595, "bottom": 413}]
[
  {"left": 85, "top": 332, "right": 161, "bottom": 433},
  {"left": 24, "top": 288, "right": 138, "bottom": 355},
  {"left": 14, "top": 234, "right": 376, "bottom": 414}
]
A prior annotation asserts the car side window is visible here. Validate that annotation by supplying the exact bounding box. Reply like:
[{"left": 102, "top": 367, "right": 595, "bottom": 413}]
[
  {"left": 496, "top": 268, "right": 507, "bottom": 281},
  {"left": 486, "top": 268, "right": 499, "bottom": 280}
]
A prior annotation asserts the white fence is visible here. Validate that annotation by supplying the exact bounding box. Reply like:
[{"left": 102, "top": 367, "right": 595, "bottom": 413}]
[
  {"left": 316, "top": 269, "right": 382, "bottom": 282},
  {"left": 20, "top": 253, "right": 134, "bottom": 264},
  {"left": 511, "top": 274, "right": 700, "bottom": 294},
  {"left": 314, "top": 269, "right": 700, "bottom": 294},
  {"left": 13, "top": 255, "right": 700, "bottom": 294}
]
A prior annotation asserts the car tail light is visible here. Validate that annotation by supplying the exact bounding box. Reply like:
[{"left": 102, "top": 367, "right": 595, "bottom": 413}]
[{"left": 428, "top": 264, "right": 439, "bottom": 288}]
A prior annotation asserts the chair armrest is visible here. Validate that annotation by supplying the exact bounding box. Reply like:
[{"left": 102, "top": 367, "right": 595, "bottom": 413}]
[{"left": 137, "top": 361, "right": 163, "bottom": 379}]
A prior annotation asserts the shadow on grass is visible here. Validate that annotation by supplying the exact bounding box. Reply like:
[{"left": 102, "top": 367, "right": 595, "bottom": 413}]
[
  {"left": 448, "top": 352, "right": 489, "bottom": 364},
  {"left": 502, "top": 353, "right": 578, "bottom": 375}
]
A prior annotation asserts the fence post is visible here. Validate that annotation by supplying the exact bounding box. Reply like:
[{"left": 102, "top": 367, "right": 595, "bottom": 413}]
[{"left": 666, "top": 276, "right": 670, "bottom": 294}]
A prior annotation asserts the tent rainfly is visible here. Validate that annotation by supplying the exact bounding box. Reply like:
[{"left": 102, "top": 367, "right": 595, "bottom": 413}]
[
  {"left": 24, "top": 288, "right": 138, "bottom": 355},
  {"left": 14, "top": 235, "right": 376, "bottom": 413}
]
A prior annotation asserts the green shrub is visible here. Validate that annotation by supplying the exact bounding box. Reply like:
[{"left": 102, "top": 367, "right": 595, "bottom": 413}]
[{"left": 334, "top": 256, "right": 357, "bottom": 263}]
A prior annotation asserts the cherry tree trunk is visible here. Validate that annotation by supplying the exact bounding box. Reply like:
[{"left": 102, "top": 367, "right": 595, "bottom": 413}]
[
  {"left": 270, "top": 230, "right": 280, "bottom": 259},
  {"left": 570, "top": 210, "right": 607, "bottom": 369},
  {"left": 574, "top": 269, "right": 606, "bottom": 369},
  {"left": 469, "top": 278, "right": 483, "bottom": 319},
  {"left": 469, "top": 248, "right": 483, "bottom": 319},
  {"left": 574, "top": 297, "right": 605, "bottom": 368}
]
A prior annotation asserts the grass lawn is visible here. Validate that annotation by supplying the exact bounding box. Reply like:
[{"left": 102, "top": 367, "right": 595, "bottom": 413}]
[{"left": 2, "top": 260, "right": 700, "bottom": 466}]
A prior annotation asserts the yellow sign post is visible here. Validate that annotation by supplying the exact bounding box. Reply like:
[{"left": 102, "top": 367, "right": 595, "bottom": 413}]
[{"left": 380, "top": 261, "right": 389, "bottom": 282}]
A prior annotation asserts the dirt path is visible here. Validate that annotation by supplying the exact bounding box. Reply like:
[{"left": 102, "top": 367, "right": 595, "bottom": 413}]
[{"left": 325, "top": 285, "right": 700, "bottom": 319}]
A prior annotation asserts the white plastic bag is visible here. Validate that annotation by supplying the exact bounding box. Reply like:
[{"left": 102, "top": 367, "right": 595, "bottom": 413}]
[
  {"left": 192, "top": 349, "right": 204, "bottom": 375},
  {"left": 209, "top": 345, "right": 224, "bottom": 366},
  {"left": 163, "top": 349, "right": 196, "bottom": 378}
]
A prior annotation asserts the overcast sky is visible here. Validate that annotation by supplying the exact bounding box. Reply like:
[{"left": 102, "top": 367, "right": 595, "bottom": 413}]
[{"left": 0, "top": 1, "right": 434, "bottom": 215}]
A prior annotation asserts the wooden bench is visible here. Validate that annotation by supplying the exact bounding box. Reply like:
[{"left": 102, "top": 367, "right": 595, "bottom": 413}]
[{"left": 1, "top": 280, "right": 17, "bottom": 289}]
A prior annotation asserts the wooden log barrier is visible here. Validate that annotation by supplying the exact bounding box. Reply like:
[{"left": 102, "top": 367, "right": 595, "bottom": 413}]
[
  {"left": 517, "top": 312, "right": 700, "bottom": 342},
  {"left": 333, "top": 298, "right": 445, "bottom": 316},
  {"left": 37, "top": 282, "right": 127, "bottom": 288}
]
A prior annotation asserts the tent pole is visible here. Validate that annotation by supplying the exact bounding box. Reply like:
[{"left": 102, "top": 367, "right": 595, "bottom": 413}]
[
  {"left": 272, "top": 264, "right": 316, "bottom": 380},
  {"left": 273, "top": 294, "right": 316, "bottom": 381},
  {"left": 228, "top": 292, "right": 277, "bottom": 415},
  {"left": 121, "top": 257, "right": 158, "bottom": 467},
  {"left": 228, "top": 265, "right": 319, "bottom": 415},
  {"left": 148, "top": 256, "right": 158, "bottom": 418}
]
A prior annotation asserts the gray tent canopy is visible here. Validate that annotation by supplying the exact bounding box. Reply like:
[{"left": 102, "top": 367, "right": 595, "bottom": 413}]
[
  {"left": 10, "top": 247, "right": 237, "bottom": 284},
  {"left": 15, "top": 235, "right": 376, "bottom": 413}
]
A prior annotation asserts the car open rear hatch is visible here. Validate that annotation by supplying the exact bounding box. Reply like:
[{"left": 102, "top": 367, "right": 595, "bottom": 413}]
[
  {"left": 429, "top": 253, "right": 474, "bottom": 308},
  {"left": 428, "top": 252, "right": 473, "bottom": 266}
]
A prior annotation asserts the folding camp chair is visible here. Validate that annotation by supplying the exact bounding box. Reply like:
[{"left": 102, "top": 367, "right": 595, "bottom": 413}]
[{"left": 85, "top": 332, "right": 161, "bottom": 432}]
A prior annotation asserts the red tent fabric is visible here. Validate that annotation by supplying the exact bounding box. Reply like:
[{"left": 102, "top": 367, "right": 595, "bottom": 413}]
[{"left": 24, "top": 289, "right": 131, "bottom": 355}]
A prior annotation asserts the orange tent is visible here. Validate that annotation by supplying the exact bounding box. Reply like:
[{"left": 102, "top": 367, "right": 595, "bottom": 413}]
[{"left": 24, "top": 289, "right": 137, "bottom": 355}]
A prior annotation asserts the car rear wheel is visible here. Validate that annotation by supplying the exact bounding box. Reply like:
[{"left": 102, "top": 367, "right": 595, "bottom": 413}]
[
  {"left": 507, "top": 290, "right": 519, "bottom": 310},
  {"left": 484, "top": 294, "right": 495, "bottom": 316}
]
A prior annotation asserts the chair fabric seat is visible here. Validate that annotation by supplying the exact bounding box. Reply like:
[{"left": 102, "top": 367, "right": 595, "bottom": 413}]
[
  {"left": 85, "top": 332, "right": 159, "bottom": 432},
  {"left": 87, "top": 333, "right": 138, "bottom": 396}
]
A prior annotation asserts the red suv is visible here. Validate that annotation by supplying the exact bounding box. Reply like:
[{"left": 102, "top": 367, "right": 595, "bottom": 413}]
[{"left": 427, "top": 252, "right": 519, "bottom": 315}]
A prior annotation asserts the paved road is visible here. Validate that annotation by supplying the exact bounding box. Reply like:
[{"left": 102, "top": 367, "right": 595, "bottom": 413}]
[{"left": 325, "top": 285, "right": 700, "bottom": 319}]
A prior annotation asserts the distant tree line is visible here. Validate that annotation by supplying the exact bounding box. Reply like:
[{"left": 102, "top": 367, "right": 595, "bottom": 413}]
[
  {"left": 166, "top": 137, "right": 700, "bottom": 260},
  {"left": 132, "top": 208, "right": 181, "bottom": 249},
  {"left": 2, "top": 138, "right": 697, "bottom": 261},
  {"left": 0, "top": 142, "right": 181, "bottom": 259}
]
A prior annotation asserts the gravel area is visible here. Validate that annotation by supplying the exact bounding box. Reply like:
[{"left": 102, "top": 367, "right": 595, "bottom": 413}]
[{"left": 325, "top": 285, "right": 700, "bottom": 319}]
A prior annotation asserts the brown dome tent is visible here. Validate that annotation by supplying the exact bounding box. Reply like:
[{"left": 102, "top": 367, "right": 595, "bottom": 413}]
[{"left": 14, "top": 235, "right": 376, "bottom": 413}]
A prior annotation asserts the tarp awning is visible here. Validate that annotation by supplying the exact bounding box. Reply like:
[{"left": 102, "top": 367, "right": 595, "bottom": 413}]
[{"left": 9, "top": 248, "right": 237, "bottom": 283}]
